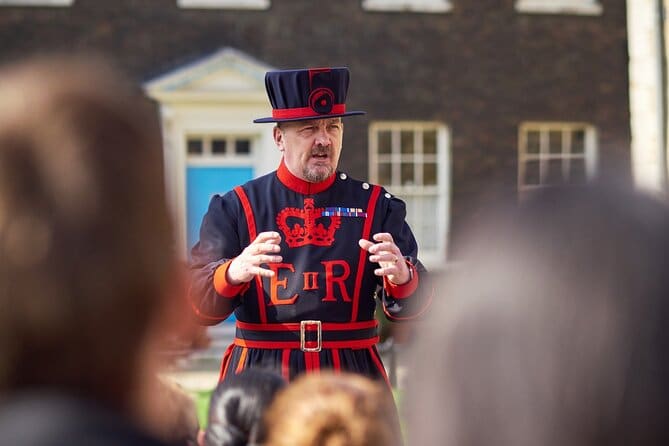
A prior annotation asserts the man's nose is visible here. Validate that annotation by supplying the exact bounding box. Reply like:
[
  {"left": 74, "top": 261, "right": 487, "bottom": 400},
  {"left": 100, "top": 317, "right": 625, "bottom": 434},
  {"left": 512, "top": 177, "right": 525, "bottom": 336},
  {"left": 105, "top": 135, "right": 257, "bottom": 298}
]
[{"left": 314, "top": 126, "right": 331, "bottom": 146}]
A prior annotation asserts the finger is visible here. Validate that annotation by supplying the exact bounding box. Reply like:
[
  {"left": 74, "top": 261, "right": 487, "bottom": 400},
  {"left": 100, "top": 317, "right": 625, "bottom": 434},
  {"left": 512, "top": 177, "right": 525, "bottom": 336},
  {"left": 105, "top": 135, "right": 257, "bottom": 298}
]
[
  {"left": 254, "top": 231, "right": 282, "bottom": 243},
  {"left": 372, "top": 232, "right": 394, "bottom": 243},
  {"left": 374, "top": 266, "right": 398, "bottom": 276},
  {"left": 253, "top": 266, "right": 276, "bottom": 278},
  {"left": 255, "top": 255, "right": 282, "bottom": 264},
  {"left": 368, "top": 242, "right": 397, "bottom": 254},
  {"left": 248, "top": 242, "right": 281, "bottom": 255},
  {"left": 358, "top": 239, "right": 374, "bottom": 251},
  {"left": 369, "top": 253, "right": 397, "bottom": 264}
]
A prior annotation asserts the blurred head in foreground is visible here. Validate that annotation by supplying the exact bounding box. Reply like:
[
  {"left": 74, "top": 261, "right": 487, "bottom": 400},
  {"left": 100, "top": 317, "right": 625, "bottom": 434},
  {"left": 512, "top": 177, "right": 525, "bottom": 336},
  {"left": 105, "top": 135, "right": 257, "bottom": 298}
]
[
  {"left": 264, "top": 371, "right": 402, "bottom": 446},
  {"left": 203, "top": 369, "right": 285, "bottom": 446},
  {"left": 0, "top": 55, "right": 176, "bottom": 413},
  {"left": 407, "top": 183, "right": 669, "bottom": 446}
]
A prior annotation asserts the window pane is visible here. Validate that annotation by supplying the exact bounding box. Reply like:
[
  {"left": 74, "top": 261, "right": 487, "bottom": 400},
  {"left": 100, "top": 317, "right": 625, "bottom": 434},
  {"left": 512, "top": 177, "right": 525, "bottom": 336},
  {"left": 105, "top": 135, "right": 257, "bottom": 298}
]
[
  {"left": 524, "top": 160, "right": 540, "bottom": 185},
  {"left": 401, "top": 162, "right": 415, "bottom": 185},
  {"left": 423, "top": 162, "right": 437, "bottom": 186},
  {"left": 526, "top": 130, "right": 540, "bottom": 154},
  {"left": 571, "top": 129, "right": 585, "bottom": 154},
  {"left": 378, "top": 130, "right": 392, "bottom": 155},
  {"left": 378, "top": 162, "right": 392, "bottom": 185},
  {"left": 549, "top": 130, "right": 562, "bottom": 154},
  {"left": 212, "top": 138, "right": 227, "bottom": 154},
  {"left": 423, "top": 130, "right": 437, "bottom": 155},
  {"left": 401, "top": 131, "right": 415, "bottom": 154},
  {"left": 570, "top": 158, "right": 587, "bottom": 183},
  {"left": 546, "top": 159, "right": 564, "bottom": 184},
  {"left": 235, "top": 139, "right": 251, "bottom": 155},
  {"left": 187, "top": 138, "right": 203, "bottom": 155}
]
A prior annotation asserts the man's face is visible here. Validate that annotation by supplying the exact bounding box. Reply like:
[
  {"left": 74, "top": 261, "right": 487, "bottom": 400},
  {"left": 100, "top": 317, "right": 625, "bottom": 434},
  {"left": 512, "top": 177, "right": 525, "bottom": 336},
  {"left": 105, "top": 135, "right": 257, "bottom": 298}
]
[{"left": 273, "top": 118, "right": 344, "bottom": 183}]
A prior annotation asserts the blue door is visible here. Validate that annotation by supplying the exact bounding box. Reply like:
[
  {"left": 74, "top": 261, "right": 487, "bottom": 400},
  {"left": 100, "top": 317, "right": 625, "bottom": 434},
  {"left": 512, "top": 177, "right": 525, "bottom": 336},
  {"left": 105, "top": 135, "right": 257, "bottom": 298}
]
[
  {"left": 186, "top": 166, "right": 254, "bottom": 253},
  {"left": 187, "top": 166, "right": 254, "bottom": 324}
]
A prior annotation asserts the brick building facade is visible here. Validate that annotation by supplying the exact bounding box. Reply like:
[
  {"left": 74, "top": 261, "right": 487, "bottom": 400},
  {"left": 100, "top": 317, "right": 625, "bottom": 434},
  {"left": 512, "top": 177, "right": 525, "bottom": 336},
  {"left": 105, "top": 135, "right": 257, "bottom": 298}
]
[{"left": 0, "top": 0, "right": 630, "bottom": 264}]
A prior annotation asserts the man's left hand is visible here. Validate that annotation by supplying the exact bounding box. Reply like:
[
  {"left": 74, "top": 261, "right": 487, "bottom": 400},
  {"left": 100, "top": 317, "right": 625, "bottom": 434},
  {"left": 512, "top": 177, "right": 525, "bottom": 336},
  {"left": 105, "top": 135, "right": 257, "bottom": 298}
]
[{"left": 359, "top": 233, "right": 411, "bottom": 285}]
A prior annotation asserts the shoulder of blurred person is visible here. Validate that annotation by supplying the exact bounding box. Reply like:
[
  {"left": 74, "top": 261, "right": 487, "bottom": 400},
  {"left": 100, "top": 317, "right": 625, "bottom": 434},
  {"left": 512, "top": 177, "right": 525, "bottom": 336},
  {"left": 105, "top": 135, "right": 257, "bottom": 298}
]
[
  {"left": 264, "top": 371, "right": 402, "bottom": 446},
  {"left": 204, "top": 368, "right": 286, "bottom": 446},
  {"left": 406, "top": 181, "right": 669, "bottom": 446},
  {"left": 0, "top": 53, "right": 180, "bottom": 444}
]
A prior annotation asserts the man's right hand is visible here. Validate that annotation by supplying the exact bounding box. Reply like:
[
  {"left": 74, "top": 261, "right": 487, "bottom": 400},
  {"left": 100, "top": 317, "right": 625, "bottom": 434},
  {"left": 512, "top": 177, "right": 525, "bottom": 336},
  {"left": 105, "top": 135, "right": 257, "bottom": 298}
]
[{"left": 226, "top": 231, "right": 283, "bottom": 284}]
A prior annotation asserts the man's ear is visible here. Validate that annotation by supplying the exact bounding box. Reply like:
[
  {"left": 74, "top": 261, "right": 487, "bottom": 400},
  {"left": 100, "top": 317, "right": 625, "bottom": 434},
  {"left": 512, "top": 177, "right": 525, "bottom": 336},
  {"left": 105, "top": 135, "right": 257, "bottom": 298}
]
[{"left": 273, "top": 125, "right": 285, "bottom": 152}]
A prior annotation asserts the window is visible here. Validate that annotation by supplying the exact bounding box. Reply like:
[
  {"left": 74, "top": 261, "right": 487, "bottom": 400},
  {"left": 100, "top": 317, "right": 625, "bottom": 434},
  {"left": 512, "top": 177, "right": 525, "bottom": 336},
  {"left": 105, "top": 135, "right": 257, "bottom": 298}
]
[
  {"left": 186, "top": 135, "right": 253, "bottom": 160},
  {"left": 0, "top": 0, "right": 72, "bottom": 6},
  {"left": 362, "top": 0, "right": 451, "bottom": 13},
  {"left": 177, "top": 0, "right": 269, "bottom": 9},
  {"left": 369, "top": 122, "right": 450, "bottom": 264},
  {"left": 518, "top": 122, "right": 597, "bottom": 195},
  {"left": 515, "top": 0, "right": 602, "bottom": 15}
]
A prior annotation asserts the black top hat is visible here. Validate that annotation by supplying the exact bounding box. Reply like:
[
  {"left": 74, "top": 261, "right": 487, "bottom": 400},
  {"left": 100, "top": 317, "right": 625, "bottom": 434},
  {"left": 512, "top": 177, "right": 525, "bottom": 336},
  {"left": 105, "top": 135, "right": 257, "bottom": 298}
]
[{"left": 253, "top": 67, "right": 365, "bottom": 123}]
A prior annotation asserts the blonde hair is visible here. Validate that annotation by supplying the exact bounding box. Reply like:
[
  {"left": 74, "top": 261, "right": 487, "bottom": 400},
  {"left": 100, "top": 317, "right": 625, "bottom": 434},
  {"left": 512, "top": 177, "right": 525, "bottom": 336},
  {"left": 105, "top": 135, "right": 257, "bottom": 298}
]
[{"left": 264, "top": 372, "right": 402, "bottom": 446}]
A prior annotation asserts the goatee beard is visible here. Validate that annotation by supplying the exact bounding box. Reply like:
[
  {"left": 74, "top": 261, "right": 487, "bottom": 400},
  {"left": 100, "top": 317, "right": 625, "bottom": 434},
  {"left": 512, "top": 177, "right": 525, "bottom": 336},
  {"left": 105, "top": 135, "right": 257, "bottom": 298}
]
[{"left": 303, "top": 166, "right": 333, "bottom": 183}]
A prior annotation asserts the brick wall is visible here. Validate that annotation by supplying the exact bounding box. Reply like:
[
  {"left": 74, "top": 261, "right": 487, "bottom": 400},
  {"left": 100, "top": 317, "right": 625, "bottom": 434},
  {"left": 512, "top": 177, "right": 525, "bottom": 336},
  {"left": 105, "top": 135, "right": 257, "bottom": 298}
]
[{"left": 0, "top": 0, "right": 630, "bottom": 257}]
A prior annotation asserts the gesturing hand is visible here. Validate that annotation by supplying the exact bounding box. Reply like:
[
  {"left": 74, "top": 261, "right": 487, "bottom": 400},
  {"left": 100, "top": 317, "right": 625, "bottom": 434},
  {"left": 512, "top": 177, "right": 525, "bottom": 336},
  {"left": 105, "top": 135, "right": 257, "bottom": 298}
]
[
  {"left": 358, "top": 232, "right": 411, "bottom": 285},
  {"left": 227, "top": 231, "right": 283, "bottom": 285}
]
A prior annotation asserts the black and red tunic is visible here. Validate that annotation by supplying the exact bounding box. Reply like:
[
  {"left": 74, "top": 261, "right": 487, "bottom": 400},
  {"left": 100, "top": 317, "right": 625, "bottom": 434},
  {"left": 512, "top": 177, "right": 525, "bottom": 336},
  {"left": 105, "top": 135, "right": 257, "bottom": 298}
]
[{"left": 188, "top": 160, "right": 431, "bottom": 384}]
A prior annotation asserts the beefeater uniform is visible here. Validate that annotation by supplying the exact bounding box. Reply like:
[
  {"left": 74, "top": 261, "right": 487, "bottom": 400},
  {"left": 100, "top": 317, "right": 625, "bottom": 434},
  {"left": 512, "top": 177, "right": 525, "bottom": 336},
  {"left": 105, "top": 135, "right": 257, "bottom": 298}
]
[{"left": 187, "top": 67, "right": 432, "bottom": 385}]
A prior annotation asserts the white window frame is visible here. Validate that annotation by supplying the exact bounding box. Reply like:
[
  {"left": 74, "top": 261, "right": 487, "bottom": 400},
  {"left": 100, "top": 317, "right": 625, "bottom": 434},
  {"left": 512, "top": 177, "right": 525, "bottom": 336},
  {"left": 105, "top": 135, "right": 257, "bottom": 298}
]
[
  {"left": 369, "top": 121, "right": 450, "bottom": 266},
  {"left": 362, "top": 0, "right": 451, "bottom": 13},
  {"left": 177, "top": 0, "right": 269, "bottom": 9},
  {"left": 0, "top": 0, "right": 72, "bottom": 6},
  {"left": 185, "top": 133, "right": 256, "bottom": 167},
  {"left": 515, "top": 0, "right": 602, "bottom": 15},
  {"left": 518, "top": 122, "right": 598, "bottom": 195}
]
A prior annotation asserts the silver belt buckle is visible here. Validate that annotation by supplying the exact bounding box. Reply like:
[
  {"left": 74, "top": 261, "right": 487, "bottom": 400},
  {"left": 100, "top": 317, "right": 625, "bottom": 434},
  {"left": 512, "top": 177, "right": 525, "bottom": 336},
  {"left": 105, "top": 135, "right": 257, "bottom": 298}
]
[{"left": 300, "top": 320, "right": 322, "bottom": 352}]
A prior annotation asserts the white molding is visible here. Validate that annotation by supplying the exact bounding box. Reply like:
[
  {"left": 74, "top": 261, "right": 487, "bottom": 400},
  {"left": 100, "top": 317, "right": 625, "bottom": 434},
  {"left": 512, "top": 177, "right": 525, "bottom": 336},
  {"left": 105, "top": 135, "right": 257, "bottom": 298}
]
[
  {"left": 362, "top": 0, "right": 452, "bottom": 13},
  {"left": 515, "top": 0, "right": 602, "bottom": 15},
  {"left": 627, "top": 0, "right": 666, "bottom": 193},
  {"left": 177, "top": 0, "right": 269, "bottom": 9},
  {"left": 145, "top": 48, "right": 279, "bottom": 256},
  {"left": 0, "top": 0, "right": 72, "bottom": 6}
]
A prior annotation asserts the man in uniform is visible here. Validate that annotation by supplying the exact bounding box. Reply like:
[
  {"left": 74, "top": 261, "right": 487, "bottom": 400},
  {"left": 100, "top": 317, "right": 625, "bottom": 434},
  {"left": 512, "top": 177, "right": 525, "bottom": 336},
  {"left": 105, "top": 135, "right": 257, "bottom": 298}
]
[{"left": 189, "top": 67, "right": 431, "bottom": 384}]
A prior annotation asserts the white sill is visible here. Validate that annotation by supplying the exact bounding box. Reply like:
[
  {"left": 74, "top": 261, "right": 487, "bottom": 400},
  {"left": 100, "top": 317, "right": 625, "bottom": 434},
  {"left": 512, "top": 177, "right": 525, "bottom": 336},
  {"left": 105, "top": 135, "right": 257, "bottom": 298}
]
[
  {"left": 362, "top": 0, "right": 452, "bottom": 13},
  {"left": 0, "top": 0, "right": 73, "bottom": 6},
  {"left": 177, "top": 0, "right": 270, "bottom": 10},
  {"left": 515, "top": 0, "right": 602, "bottom": 16}
]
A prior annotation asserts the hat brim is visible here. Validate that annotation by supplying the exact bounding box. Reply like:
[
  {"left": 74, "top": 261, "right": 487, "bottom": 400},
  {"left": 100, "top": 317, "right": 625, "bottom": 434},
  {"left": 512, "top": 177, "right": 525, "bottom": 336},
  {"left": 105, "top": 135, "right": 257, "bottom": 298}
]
[{"left": 253, "top": 110, "right": 366, "bottom": 123}]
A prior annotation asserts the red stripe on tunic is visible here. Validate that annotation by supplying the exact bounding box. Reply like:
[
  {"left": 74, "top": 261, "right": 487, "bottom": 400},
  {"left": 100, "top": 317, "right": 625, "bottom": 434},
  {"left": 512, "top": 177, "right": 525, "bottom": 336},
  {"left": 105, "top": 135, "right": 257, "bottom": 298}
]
[
  {"left": 233, "top": 337, "right": 379, "bottom": 350},
  {"left": 332, "top": 348, "right": 341, "bottom": 373},
  {"left": 234, "top": 186, "right": 267, "bottom": 324},
  {"left": 369, "top": 346, "right": 392, "bottom": 391},
  {"left": 351, "top": 185, "right": 381, "bottom": 321},
  {"left": 218, "top": 344, "right": 235, "bottom": 382},
  {"left": 236, "top": 320, "right": 377, "bottom": 331}
]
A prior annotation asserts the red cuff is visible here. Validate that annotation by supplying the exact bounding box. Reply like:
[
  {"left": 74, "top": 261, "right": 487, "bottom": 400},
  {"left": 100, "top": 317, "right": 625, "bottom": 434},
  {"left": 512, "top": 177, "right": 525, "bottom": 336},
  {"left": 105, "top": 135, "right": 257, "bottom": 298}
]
[
  {"left": 383, "top": 260, "right": 419, "bottom": 299},
  {"left": 213, "top": 259, "right": 250, "bottom": 298}
]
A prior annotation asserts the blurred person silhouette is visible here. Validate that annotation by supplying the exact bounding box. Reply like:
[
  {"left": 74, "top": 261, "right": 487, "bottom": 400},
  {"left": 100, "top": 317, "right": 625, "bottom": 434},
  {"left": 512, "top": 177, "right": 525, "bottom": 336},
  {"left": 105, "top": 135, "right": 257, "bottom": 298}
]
[
  {"left": 201, "top": 368, "right": 285, "bottom": 446},
  {"left": 407, "top": 183, "right": 669, "bottom": 446},
  {"left": 264, "top": 371, "right": 402, "bottom": 446},
  {"left": 0, "top": 54, "right": 181, "bottom": 445}
]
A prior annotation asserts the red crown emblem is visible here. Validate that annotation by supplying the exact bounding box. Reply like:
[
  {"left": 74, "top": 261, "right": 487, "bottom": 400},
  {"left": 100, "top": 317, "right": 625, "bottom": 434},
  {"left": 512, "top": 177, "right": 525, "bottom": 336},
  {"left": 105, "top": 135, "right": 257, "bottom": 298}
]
[{"left": 276, "top": 198, "right": 341, "bottom": 248}]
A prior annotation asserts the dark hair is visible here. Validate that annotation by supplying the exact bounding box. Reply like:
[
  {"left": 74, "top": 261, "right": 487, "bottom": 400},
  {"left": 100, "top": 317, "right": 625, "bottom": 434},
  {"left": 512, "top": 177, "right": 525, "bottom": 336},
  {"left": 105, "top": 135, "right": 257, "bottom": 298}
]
[
  {"left": 0, "top": 55, "right": 174, "bottom": 411},
  {"left": 204, "top": 369, "right": 286, "bottom": 446},
  {"left": 407, "top": 182, "right": 669, "bottom": 446}
]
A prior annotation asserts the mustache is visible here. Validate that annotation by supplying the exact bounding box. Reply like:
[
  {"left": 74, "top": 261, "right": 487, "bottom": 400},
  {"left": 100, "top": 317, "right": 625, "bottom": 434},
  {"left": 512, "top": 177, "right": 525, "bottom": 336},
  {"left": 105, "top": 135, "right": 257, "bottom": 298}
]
[{"left": 311, "top": 146, "right": 331, "bottom": 156}]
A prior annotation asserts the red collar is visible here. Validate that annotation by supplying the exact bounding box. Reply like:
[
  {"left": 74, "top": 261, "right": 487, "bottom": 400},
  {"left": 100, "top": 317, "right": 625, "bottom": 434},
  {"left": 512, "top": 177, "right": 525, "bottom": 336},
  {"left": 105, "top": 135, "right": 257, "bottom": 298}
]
[{"left": 276, "top": 159, "right": 336, "bottom": 194}]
